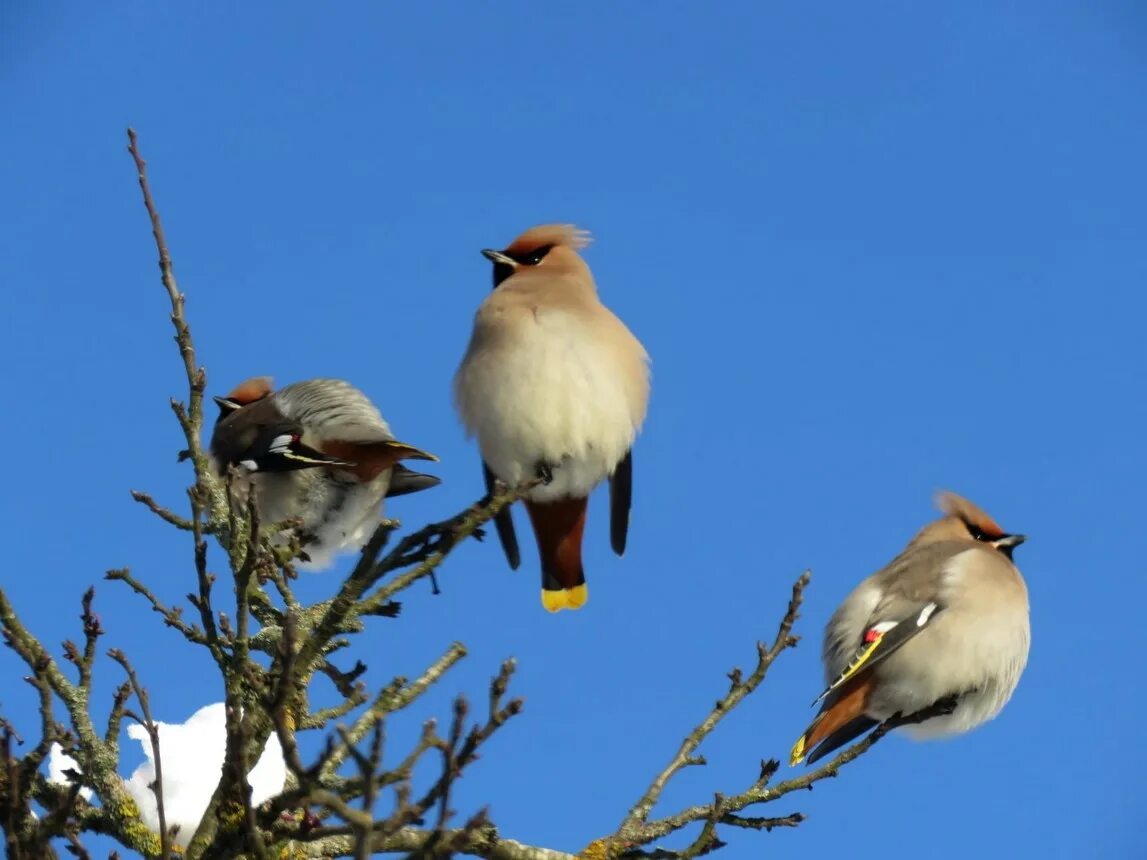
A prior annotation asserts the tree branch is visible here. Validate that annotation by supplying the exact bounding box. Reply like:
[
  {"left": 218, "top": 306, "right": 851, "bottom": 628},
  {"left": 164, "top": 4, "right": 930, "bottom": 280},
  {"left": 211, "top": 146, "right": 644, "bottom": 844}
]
[
  {"left": 108, "top": 649, "right": 173, "bottom": 859},
  {"left": 619, "top": 571, "right": 809, "bottom": 835}
]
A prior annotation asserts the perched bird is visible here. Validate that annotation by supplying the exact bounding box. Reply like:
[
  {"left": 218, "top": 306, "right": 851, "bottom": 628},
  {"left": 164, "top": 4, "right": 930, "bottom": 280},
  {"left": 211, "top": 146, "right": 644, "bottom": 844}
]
[
  {"left": 790, "top": 491, "right": 1030, "bottom": 765},
  {"left": 209, "top": 376, "right": 439, "bottom": 570},
  {"left": 454, "top": 224, "right": 650, "bottom": 612}
]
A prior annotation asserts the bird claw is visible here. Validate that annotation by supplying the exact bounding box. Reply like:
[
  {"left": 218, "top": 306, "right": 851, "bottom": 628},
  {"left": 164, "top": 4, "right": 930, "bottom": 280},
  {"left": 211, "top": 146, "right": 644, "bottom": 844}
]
[{"left": 535, "top": 462, "right": 555, "bottom": 484}]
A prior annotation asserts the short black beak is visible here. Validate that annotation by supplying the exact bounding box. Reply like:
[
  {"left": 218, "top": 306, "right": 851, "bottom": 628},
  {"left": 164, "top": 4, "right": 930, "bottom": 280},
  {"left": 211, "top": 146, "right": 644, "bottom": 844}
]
[
  {"left": 483, "top": 248, "right": 518, "bottom": 289},
  {"left": 481, "top": 249, "right": 516, "bottom": 266},
  {"left": 991, "top": 533, "right": 1026, "bottom": 560},
  {"left": 213, "top": 396, "right": 242, "bottom": 419}
]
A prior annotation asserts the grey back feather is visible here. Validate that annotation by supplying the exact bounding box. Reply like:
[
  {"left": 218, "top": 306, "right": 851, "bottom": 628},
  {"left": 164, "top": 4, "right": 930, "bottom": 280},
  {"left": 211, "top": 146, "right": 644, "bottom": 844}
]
[{"left": 274, "top": 379, "right": 394, "bottom": 443}]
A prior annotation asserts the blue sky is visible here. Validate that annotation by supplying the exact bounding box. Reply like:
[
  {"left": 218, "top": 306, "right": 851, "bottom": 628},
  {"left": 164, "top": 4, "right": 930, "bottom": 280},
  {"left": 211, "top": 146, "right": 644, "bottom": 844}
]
[{"left": 1, "top": 2, "right": 1144, "bottom": 857}]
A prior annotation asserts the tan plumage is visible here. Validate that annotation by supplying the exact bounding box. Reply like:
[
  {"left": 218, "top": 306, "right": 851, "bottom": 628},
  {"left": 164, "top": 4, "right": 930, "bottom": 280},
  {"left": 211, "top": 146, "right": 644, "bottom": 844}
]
[
  {"left": 453, "top": 224, "right": 650, "bottom": 612},
  {"left": 791, "top": 490, "right": 1030, "bottom": 765},
  {"left": 209, "top": 376, "right": 439, "bottom": 570}
]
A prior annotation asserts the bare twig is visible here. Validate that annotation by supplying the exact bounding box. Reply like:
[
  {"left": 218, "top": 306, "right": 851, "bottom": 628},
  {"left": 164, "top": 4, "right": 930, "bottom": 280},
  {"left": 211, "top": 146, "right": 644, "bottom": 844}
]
[
  {"left": 131, "top": 491, "right": 195, "bottom": 531},
  {"left": 104, "top": 569, "right": 207, "bottom": 647},
  {"left": 620, "top": 571, "right": 809, "bottom": 834},
  {"left": 108, "top": 649, "right": 172, "bottom": 859},
  {"left": 577, "top": 571, "right": 901, "bottom": 857},
  {"left": 0, "top": 587, "right": 166, "bottom": 857},
  {"left": 318, "top": 642, "right": 468, "bottom": 780},
  {"left": 253, "top": 825, "right": 575, "bottom": 860},
  {"left": 125, "top": 128, "right": 208, "bottom": 474}
]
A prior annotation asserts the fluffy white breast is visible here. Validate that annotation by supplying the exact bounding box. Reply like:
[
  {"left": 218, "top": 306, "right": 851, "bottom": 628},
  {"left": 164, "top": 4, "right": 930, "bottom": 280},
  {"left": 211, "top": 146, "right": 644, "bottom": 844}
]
[
  {"left": 455, "top": 304, "right": 648, "bottom": 501},
  {"left": 250, "top": 469, "right": 391, "bottom": 571}
]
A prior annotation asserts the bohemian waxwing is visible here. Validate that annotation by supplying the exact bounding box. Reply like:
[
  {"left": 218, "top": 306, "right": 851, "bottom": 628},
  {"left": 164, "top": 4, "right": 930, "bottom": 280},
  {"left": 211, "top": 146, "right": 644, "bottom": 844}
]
[
  {"left": 790, "top": 491, "right": 1030, "bottom": 765},
  {"left": 209, "top": 376, "right": 439, "bottom": 570},
  {"left": 453, "top": 224, "right": 650, "bottom": 612}
]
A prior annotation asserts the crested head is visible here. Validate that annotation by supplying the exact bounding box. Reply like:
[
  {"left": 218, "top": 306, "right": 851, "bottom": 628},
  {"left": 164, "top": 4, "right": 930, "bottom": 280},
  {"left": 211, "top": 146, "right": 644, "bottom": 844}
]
[
  {"left": 908, "top": 490, "right": 1026, "bottom": 560},
  {"left": 483, "top": 224, "right": 594, "bottom": 289},
  {"left": 935, "top": 491, "right": 1005, "bottom": 539},
  {"left": 212, "top": 376, "right": 274, "bottom": 424},
  {"left": 224, "top": 376, "right": 274, "bottom": 406},
  {"left": 504, "top": 224, "right": 592, "bottom": 257}
]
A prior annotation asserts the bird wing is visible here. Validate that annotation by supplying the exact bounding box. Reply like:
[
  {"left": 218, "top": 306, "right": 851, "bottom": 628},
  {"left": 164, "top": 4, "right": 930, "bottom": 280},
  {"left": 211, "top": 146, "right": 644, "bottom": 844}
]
[
  {"left": 484, "top": 462, "right": 521, "bottom": 570},
  {"left": 609, "top": 449, "right": 633, "bottom": 556},
  {"left": 811, "top": 601, "right": 943, "bottom": 708},
  {"left": 319, "top": 439, "right": 437, "bottom": 482},
  {"left": 233, "top": 424, "right": 354, "bottom": 473}
]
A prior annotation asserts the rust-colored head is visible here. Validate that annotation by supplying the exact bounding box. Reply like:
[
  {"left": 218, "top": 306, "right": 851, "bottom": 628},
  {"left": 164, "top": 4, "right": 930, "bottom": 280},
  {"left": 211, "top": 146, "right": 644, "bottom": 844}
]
[
  {"left": 935, "top": 491, "right": 1006, "bottom": 539},
  {"left": 212, "top": 376, "right": 274, "bottom": 423},
  {"left": 909, "top": 491, "right": 1027, "bottom": 560},
  {"left": 481, "top": 224, "right": 593, "bottom": 289},
  {"left": 224, "top": 376, "right": 274, "bottom": 405}
]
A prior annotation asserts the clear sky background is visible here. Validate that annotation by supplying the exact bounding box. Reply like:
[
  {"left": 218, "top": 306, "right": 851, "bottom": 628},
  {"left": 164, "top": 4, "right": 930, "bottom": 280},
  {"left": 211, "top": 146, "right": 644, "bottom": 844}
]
[{"left": 1, "top": 3, "right": 1144, "bottom": 857}]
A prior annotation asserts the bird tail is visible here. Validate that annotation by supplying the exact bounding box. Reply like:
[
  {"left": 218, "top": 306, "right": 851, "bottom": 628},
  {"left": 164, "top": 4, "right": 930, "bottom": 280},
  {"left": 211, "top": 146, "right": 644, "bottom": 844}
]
[
  {"left": 384, "top": 464, "right": 442, "bottom": 498},
  {"left": 320, "top": 439, "right": 439, "bottom": 481},
  {"left": 524, "top": 497, "right": 588, "bottom": 612},
  {"left": 790, "top": 677, "right": 876, "bottom": 766}
]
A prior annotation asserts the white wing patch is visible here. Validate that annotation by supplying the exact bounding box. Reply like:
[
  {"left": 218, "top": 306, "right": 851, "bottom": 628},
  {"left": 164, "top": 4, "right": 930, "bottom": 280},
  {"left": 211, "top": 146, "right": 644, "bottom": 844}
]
[
  {"left": 916, "top": 602, "right": 938, "bottom": 626},
  {"left": 870, "top": 620, "right": 899, "bottom": 638},
  {"left": 268, "top": 434, "right": 295, "bottom": 454}
]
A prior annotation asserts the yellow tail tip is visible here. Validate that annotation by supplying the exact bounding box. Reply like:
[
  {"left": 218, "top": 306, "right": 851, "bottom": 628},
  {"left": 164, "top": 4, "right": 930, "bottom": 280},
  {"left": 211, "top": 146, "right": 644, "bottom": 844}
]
[
  {"left": 789, "top": 736, "right": 808, "bottom": 767},
  {"left": 541, "top": 583, "right": 589, "bottom": 612}
]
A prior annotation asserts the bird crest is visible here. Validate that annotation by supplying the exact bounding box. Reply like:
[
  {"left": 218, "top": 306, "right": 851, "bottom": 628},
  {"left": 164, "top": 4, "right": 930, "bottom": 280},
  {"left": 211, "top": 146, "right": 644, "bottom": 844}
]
[
  {"left": 504, "top": 224, "right": 592, "bottom": 256},
  {"left": 935, "top": 490, "right": 1004, "bottom": 539},
  {"left": 223, "top": 376, "right": 274, "bottom": 406}
]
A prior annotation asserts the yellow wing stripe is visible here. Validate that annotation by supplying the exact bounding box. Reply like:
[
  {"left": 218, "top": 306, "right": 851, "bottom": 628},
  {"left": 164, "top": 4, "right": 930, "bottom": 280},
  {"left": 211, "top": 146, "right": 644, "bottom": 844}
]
[
  {"left": 812, "top": 631, "right": 886, "bottom": 706},
  {"left": 282, "top": 450, "right": 351, "bottom": 466}
]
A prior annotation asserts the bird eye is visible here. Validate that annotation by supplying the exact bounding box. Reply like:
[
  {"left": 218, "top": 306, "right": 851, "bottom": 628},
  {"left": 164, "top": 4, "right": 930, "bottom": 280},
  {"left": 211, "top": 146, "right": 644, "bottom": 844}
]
[
  {"left": 519, "top": 245, "right": 554, "bottom": 266},
  {"left": 966, "top": 523, "right": 989, "bottom": 542}
]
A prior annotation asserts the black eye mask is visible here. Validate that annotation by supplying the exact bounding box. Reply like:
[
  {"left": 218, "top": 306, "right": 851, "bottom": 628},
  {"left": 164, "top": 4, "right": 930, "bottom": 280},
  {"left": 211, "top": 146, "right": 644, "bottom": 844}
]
[
  {"left": 491, "top": 244, "right": 556, "bottom": 288},
  {"left": 510, "top": 244, "right": 554, "bottom": 266}
]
